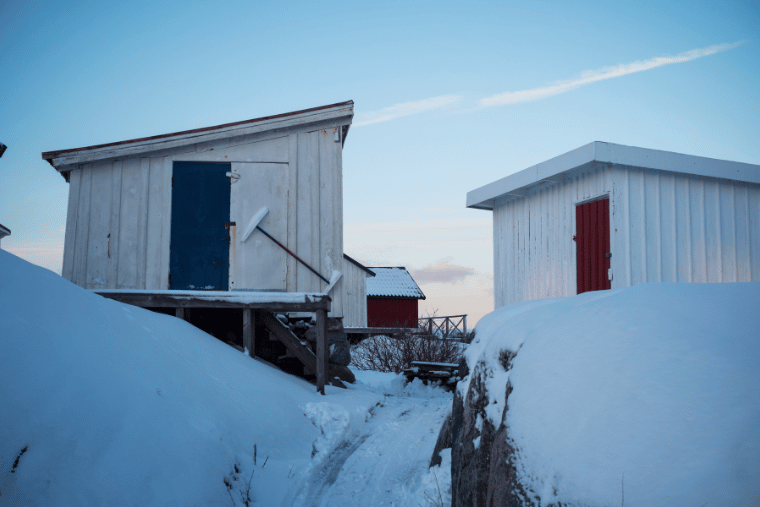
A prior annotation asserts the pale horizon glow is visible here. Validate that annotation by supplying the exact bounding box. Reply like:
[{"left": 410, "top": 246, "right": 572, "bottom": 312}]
[
  {"left": 480, "top": 42, "right": 745, "bottom": 107},
  {"left": 353, "top": 95, "right": 462, "bottom": 126}
]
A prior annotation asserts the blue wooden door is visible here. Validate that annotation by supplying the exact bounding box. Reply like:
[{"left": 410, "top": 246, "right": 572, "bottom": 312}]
[{"left": 170, "top": 162, "right": 231, "bottom": 290}]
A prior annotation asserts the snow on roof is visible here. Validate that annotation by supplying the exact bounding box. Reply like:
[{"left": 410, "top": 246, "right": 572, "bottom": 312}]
[
  {"left": 366, "top": 267, "right": 426, "bottom": 299},
  {"left": 467, "top": 141, "right": 760, "bottom": 210}
]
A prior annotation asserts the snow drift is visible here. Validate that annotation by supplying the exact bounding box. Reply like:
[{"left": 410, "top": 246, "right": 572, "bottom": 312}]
[
  {"left": 455, "top": 282, "right": 760, "bottom": 506},
  {"left": 0, "top": 250, "right": 378, "bottom": 506}
]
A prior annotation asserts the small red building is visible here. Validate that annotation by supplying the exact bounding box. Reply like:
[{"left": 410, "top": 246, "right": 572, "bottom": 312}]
[{"left": 366, "top": 267, "right": 426, "bottom": 328}]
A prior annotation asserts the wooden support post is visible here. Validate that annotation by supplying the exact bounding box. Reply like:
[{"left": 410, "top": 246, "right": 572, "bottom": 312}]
[
  {"left": 175, "top": 307, "right": 184, "bottom": 320},
  {"left": 243, "top": 308, "right": 255, "bottom": 357},
  {"left": 316, "top": 309, "right": 327, "bottom": 395}
]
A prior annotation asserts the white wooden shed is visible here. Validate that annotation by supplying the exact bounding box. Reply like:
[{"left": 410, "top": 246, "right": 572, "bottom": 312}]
[
  {"left": 467, "top": 142, "right": 760, "bottom": 308},
  {"left": 43, "top": 101, "right": 360, "bottom": 321}
]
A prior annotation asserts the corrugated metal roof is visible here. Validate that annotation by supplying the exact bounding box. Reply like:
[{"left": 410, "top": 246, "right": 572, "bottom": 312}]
[{"left": 366, "top": 267, "right": 425, "bottom": 299}]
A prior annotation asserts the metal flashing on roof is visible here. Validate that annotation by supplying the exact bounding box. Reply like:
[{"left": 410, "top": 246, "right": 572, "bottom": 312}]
[
  {"left": 467, "top": 141, "right": 760, "bottom": 210},
  {"left": 0, "top": 223, "right": 10, "bottom": 238},
  {"left": 43, "top": 101, "right": 354, "bottom": 170},
  {"left": 366, "top": 267, "right": 426, "bottom": 300}
]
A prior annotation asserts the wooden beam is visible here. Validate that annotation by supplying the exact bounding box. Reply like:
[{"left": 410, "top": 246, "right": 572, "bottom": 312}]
[
  {"left": 175, "top": 307, "right": 184, "bottom": 320},
  {"left": 94, "top": 291, "right": 330, "bottom": 312},
  {"left": 316, "top": 309, "right": 327, "bottom": 395},
  {"left": 259, "top": 312, "right": 317, "bottom": 376},
  {"left": 243, "top": 308, "right": 255, "bottom": 357}
]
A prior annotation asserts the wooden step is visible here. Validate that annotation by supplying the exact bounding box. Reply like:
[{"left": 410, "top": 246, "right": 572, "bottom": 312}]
[{"left": 260, "top": 311, "right": 318, "bottom": 376}]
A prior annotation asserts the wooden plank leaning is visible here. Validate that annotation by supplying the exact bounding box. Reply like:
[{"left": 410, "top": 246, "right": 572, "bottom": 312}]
[{"left": 316, "top": 308, "right": 327, "bottom": 395}]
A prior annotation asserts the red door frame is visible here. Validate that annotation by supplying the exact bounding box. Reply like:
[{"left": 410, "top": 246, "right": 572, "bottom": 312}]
[{"left": 575, "top": 197, "right": 611, "bottom": 295}]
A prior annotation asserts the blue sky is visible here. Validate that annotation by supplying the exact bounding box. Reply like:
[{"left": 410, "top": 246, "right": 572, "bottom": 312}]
[{"left": 1, "top": 0, "right": 758, "bottom": 324}]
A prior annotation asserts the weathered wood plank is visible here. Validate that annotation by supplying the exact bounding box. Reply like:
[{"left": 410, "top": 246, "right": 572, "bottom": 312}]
[
  {"left": 316, "top": 308, "right": 327, "bottom": 395},
  {"left": 72, "top": 165, "right": 92, "bottom": 287},
  {"left": 62, "top": 168, "right": 81, "bottom": 282},
  {"left": 145, "top": 157, "right": 166, "bottom": 288},
  {"left": 136, "top": 158, "right": 150, "bottom": 288},
  {"left": 286, "top": 134, "right": 298, "bottom": 290},
  {"left": 107, "top": 160, "right": 123, "bottom": 289},
  {"left": 117, "top": 158, "right": 143, "bottom": 288},
  {"left": 159, "top": 157, "right": 173, "bottom": 289},
  {"left": 175, "top": 307, "right": 184, "bottom": 320},
  {"left": 94, "top": 291, "right": 331, "bottom": 311},
  {"left": 243, "top": 308, "right": 255, "bottom": 357},
  {"left": 85, "top": 162, "right": 113, "bottom": 289}
]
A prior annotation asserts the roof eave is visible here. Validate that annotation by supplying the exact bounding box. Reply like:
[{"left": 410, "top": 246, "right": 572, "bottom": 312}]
[
  {"left": 43, "top": 101, "right": 354, "bottom": 170},
  {"left": 466, "top": 141, "right": 760, "bottom": 210}
]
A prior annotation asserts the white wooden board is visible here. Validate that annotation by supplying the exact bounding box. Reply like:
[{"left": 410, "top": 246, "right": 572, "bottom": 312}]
[{"left": 229, "top": 162, "right": 289, "bottom": 290}]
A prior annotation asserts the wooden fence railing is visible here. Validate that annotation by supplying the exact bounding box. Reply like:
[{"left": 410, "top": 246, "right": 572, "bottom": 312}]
[{"left": 418, "top": 314, "right": 467, "bottom": 339}]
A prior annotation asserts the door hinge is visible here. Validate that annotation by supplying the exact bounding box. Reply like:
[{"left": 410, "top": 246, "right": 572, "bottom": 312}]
[
  {"left": 605, "top": 252, "right": 612, "bottom": 258},
  {"left": 226, "top": 171, "right": 240, "bottom": 181}
]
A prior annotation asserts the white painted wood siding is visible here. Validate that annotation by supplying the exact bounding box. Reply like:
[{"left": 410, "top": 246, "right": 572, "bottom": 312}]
[
  {"left": 611, "top": 166, "right": 760, "bottom": 287},
  {"left": 492, "top": 165, "right": 613, "bottom": 307},
  {"left": 61, "top": 123, "right": 351, "bottom": 317},
  {"left": 340, "top": 258, "right": 369, "bottom": 327},
  {"left": 492, "top": 162, "right": 760, "bottom": 308}
]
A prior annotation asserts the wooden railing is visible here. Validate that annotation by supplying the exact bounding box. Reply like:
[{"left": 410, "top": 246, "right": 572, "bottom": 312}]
[{"left": 417, "top": 314, "right": 467, "bottom": 340}]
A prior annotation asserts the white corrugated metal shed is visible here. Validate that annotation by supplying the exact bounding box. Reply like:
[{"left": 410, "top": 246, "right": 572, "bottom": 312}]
[
  {"left": 467, "top": 142, "right": 760, "bottom": 308},
  {"left": 366, "top": 267, "right": 426, "bottom": 299}
]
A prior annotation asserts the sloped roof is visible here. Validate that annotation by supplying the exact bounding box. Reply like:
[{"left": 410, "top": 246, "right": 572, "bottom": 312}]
[
  {"left": 343, "top": 254, "right": 375, "bottom": 276},
  {"left": 467, "top": 141, "right": 760, "bottom": 210},
  {"left": 42, "top": 101, "right": 354, "bottom": 172},
  {"left": 0, "top": 223, "right": 10, "bottom": 238},
  {"left": 366, "top": 267, "right": 425, "bottom": 299}
]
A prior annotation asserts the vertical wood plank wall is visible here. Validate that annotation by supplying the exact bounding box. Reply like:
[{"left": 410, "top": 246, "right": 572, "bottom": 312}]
[
  {"left": 613, "top": 166, "right": 760, "bottom": 287},
  {"left": 492, "top": 166, "right": 613, "bottom": 307},
  {"left": 61, "top": 125, "right": 350, "bottom": 318},
  {"left": 340, "top": 257, "right": 369, "bottom": 327},
  {"left": 492, "top": 162, "right": 760, "bottom": 308}
]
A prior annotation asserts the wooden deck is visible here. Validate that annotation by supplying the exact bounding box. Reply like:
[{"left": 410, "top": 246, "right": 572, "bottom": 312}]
[{"left": 93, "top": 289, "right": 331, "bottom": 394}]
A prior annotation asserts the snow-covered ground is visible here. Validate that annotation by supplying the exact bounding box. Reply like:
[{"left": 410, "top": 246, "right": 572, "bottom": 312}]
[
  {"left": 0, "top": 250, "right": 451, "bottom": 506},
  {"left": 465, "top": 281, "right": 760, "bottom": 506}
]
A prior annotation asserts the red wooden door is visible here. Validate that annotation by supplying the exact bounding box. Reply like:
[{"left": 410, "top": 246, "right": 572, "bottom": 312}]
[{"left": 575, "top": 198, "right": 611, "bottom": 295}]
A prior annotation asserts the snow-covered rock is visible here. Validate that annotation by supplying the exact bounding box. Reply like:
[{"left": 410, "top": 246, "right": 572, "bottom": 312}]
[{"left": 447, "top": 282, "right": 760, "bottom": 507}]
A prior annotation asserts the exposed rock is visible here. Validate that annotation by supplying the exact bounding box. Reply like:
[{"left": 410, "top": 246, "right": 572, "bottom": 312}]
[
  {"left": 442, "top": 351, "right": 527, "bottom": 507},
  {"left": 430, "top": 411, "right": 452, "bottom": 467},
  {"left": 328, "top": 331, "right": 351, "bottom": 366},
  {"left": 328, "top": 364, "right": 356, "bottom": 384}
]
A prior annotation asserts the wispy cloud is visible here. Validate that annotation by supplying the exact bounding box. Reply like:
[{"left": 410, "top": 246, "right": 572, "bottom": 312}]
[
  {"left": 411, "top": 259, "right": 475, "bottom": 285},
  {"left": 480, "top": 42, "right": 744, "bottom": 107},
  {"left": 353, "top": 95, "right": 462, "bottom": 126}
]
